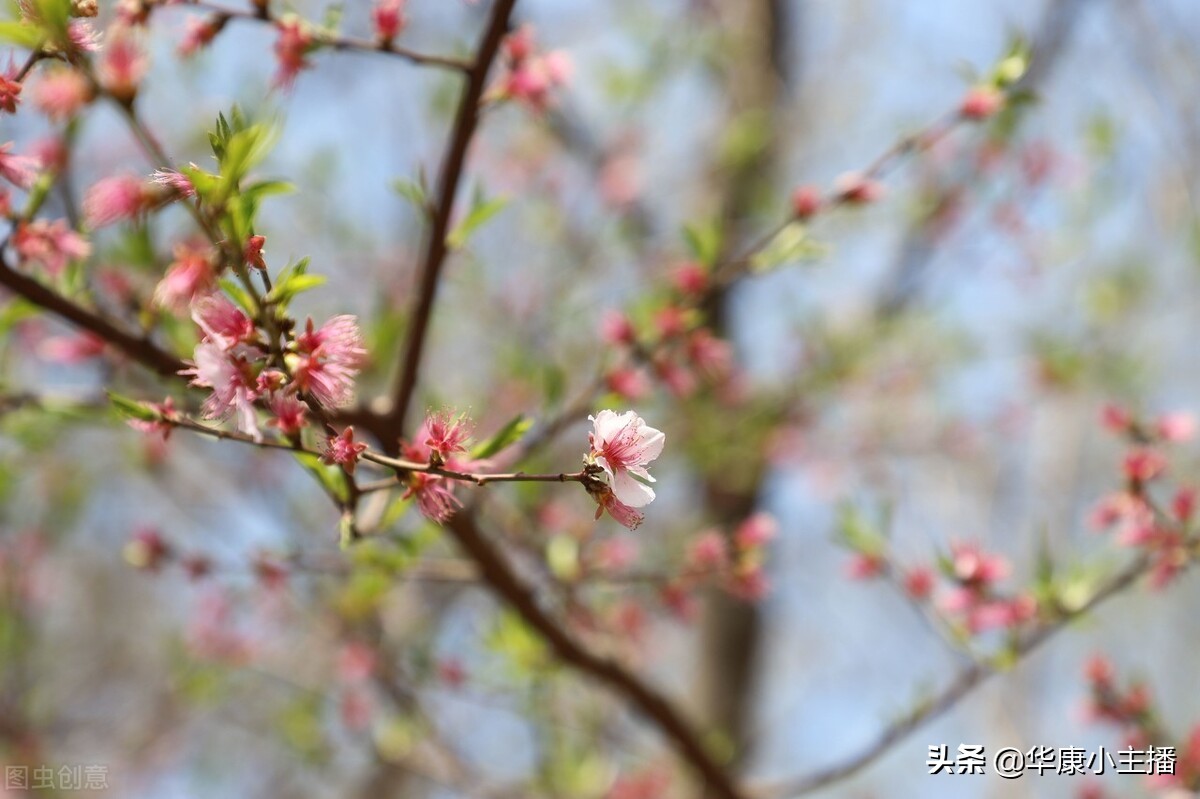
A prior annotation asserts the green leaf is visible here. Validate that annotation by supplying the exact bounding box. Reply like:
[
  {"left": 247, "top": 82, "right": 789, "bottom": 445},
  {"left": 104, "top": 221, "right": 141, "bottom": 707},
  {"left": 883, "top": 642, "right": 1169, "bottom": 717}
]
[
  {"left": 106, "top": 391, "right": 158, "bottom": 422},
  {"left": 751, "top": 222, "right": 827, "bottom": 273},
  {"left": 218, "top": 278, "right": 258, "bottom": 316},
  {"left": 447, "top": 196, "right": 508, "bottom": 250},
  {"left": 293, "top": 451, "right": 350, "bottom": 505},
  {"left": 471, "top": 415, "right": 531, "bottom": 459},
  {"left": 0, "top": 20, "right": 43, "bottom": 49},
  {"left": 391, "top": 178, "right": 429, "bottom": 212},
  {"left": 266, "top": 273, "right": 326, "bottom": 306},
  {"left": 683, "top": 221, "right": 723, "bottom": 266}
]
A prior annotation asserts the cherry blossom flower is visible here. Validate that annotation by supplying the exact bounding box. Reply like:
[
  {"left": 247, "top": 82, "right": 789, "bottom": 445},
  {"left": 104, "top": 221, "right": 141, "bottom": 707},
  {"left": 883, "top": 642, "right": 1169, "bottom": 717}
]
[
  {"left": 1155, "top": 411, "right": 1196, "bottom": 443},
  {"left": 32, "top": 67, "right": 93, "bottom": 120},
  {"left": 834, "top": 172, "right": 884, "bottom": 204},
  {"left": 13, "top": 219, "right": 91, "bottom": 275},
  {"left": 291, "top": 316, "right": 367, "bottom": 408},
  {"left": 734, "top": 513, "right": 777, "bottom": 550},
  {"left": 845, "top": 552, "right": 885, "bottom": 580},
  {"left": 1123, "top": 448, "right": 1166, "bottom": 483},
  {"left": 0, "top": 66, "right": 21, "bottom": 114},
  {"left": 322, "top": 427, "right": 367, "bottom": 474},
  {"left": 273, "top": 16, "right": 315, "bottom": 88},
  {"left": 372, "top": 0, "right": 407, "bottom": 42},
  {"left": 84, "top": 174, "right": 152, "bottom": 228},
  {"left": 337, "top": 641, "right": 377, "bottom": 683},
  {"left": 670, "top": 262, "right": 708, "bottom": 296},
  {"left": 123, "top": 527, "right": 170, "bottom": 571},
  {"left": 791, "top": 185, "right": 822, "bottom": 219},
  {"left": 0, "top": 142, "right": 38, "bottom": 189},
  {"left": 37, "top": 331, "right": 106, "bottom": 363},
  {"left": 96, "top": 26, "right": 148, "bottom": 102},
  {"left": 150, "top": 168, "right": 196, "bottom": 198},
  {"left": 155, "top": 242, "right": 216, "bottom": 310},
  {"left": 423, "top": 409, "right": 472, "bottom": 460},
  {"left": 687, "top": 530, "right": 729, "bottom": 572},
  {"left": 179, "top": 15, "right": 222, "bottom": 57},
  {"left": 191, "top": 293, "right": 255, "bottom": 350},
  {"left": 1100, "top": 403, "right": 1132, "bottom": 434},
  {"left": 591, "top": 484, "right": 644, "bottom": 530},
  {"left": 599, "top": 310, "right": 637, "bottom": 346},
  {"left": 182, "top": 341, "right": 263, "bottom": 438},
  {"left": 267, "top": 395, "right": 308, "bottom": 436},
  {"left": 903, "top": 566, "right": 935, "bottom": 599},
  {"left": 605, "top": 367, "right": 650, "bottom": 400},
  {"left": 587, "top": 409, "right": 664, "bottom": 509},
  {"left": 127, "top": 396, "right": 178, "bottom": 442},
  {"left": 492, "top": 26, "right": 571, "bottom": 111},
  {"left": 960, "top": 86, "right": 1004, "bottom": 119},
  {"left": 244, "top": 234, "right": 266, "bottom": 269}
]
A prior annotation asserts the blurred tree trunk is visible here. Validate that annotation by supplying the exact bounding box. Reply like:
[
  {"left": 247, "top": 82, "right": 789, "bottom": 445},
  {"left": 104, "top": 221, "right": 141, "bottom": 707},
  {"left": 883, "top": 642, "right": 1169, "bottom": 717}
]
[{"left": 696, "top": 0, "right": 792, "bottom": 770}]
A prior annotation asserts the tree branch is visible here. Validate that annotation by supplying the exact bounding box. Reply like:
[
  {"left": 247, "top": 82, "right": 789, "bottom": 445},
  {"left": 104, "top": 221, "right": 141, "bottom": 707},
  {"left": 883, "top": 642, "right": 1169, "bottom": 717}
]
[{"left": 386, "top": 0, "right": 517, "bottom": 437}]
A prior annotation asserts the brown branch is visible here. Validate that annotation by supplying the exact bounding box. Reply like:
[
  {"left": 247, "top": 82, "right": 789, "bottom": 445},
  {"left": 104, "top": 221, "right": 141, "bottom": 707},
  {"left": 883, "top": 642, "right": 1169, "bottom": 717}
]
[
  {"left": 444, "top": 511, "right": 746, "bottom": 799},
  {"left": 753, "top": 552, "right": 1153, "bottom": 798},
  {"left": 386, "top": 0, "right": 517, "bottom": 437},
  {"left": 0, "top": 255, "right": 185, "bottom": 379},
  {"left": 183, "top": 1, "right": 472, "bottom": 72}
]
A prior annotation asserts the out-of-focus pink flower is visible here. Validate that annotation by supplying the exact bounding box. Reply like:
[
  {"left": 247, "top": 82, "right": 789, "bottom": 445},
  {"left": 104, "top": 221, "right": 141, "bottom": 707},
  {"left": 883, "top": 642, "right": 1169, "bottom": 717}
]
[
  {"left": 588, "top": 409, "right": 664, "bottom": 509},
  {"left": 84, "top": 174, "right": 152, "bottom": 228},
  {"left": 322, "top": 427, "right": 368, "bottom": 474},
  {"left": 1099, "top": 403, "right": 1132, "bottom": 434},
  {"left": 273, "top": 16, "right": 314, "bottom": 88},
  {"left": 292, "top": 315, "right": 367, "bottom": 408},
  {"left": 155, "top": 242, "right": 216, "bottom": 311},
  {"left": 423, "top": 409, "right": 472, "bottom": 460},
  {"left": 244, "top": 234, "right": 266, "bottom": 269},
  {"left": 372, "top": 0, "right": 407, "bottom": 42},
  {"left": 834, "top": 172, "right": 884, "bottom": 205},
  {"left": 182, "top": 341, "right": 263, "bottom": 438},
  {"left": 267, "top": 394, "right": 308, "bottom": 436},
  {"left": 592, "top": 535, "right": 638, "bottom": 573},
  {"left": 32, "top": 66, "right": 93, "bottom": 120},
  {"left": 960, "top": 86, "right": 1004, "bottom": 120},
  {"left": 437, "top": 658, "right": 467, "bottom": 689},
  {"left": 252, "top": 553, "right": 289, "bottom": 591},
  {"left": 791, "top": 185, "right": 822, "bottom": 219},
  {"left": 1123, "top": 448, "right": 1166, "bottom": 483},
  {"left": 735, "top": 513, "right": 777, "bottom": 550},
  {"left": 124, "top": 527, "right": 170, "bottom": 571},
  {"left": 0, "top": 142, "right": 38, "bottom": 189},
  {"left": 181, "top": 553, "right": 213, "bottom": 581},
  {"left": 660, "top": 582, "right": 698, "bottom": 621},
  {"left": 339, "top": 688, "right": 373, "bottom": 731},
  {"left": 599, "top": 310, "right": 637, "bottom": 346},
  {"left": 949, "top": 542, "right": 1010, "bottom": 586},
  {"left": 1172, "top": 487, "right": 1196, "bottom": 523},
  {"left": 186, "top": 590, "right": 254, "bottom": 664},
  {"left": 606, "top": 769, "right": 670, "bottom": 799},
  {"left": 687, "top": 329, "right": 734, "bottom": 383},
  {"left": 1155, "top": 411, "right": 1196, "bottom": 442},
  {"left": 179, "top": 15, "right": 222, "bottom": 57},
  {"left": 654, "top": 306, "right": 688, "bottom": 339},
  {"left": 0, "top": 67, "right": 21, "bottom": 114},
  {"left": 671, "top": 262, "right": 708, "bottom": 296},
  {"left": 150, "top": 168, "right": 196, "bottom": 198},
  {"left": 903, "top": 566, "right": 935, "bottom": 599},
  {"left": 128, "top": 396, "right": 178, "bottom": 442},
  {"left": 13, "top": 218, "right": 91, "bottom": 275},
  {"left": 687, "top": 530, "right": 729, "bottom": 572},
  {"left": 96, "top": 26, "right": 148, "bottom": 102},
  {"left": 336, "top": 641, "right": 377, "bottom": 683},
  {"left": 493, "top": 26, "right": 571, "bottom": 111},
  {"left": 655, "top": 359, "right": 696, "bottom": 398},
  {"left": 845, "top": 552, "right": 884, "bottom": 580},
  {"left": 30, "top": 137, "right": 67, "bottom": 173},
  {"left": 37, "top": 331, "right": 105, "bottom": 363},
  {"left": 727, "top": 564, "right": 771, "bottom": 602},
  {"left": 192, "top": 293, "right": 255, "bottom": 350},
  {"left": 605, "top": 367, "right": 650, "bottom": 400}
]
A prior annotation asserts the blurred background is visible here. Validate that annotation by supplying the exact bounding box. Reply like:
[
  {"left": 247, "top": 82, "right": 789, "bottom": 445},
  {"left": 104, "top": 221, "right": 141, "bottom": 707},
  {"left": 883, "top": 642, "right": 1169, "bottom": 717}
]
[{"left": 4, "top": 0, "right": 1200, "bottom": 796}]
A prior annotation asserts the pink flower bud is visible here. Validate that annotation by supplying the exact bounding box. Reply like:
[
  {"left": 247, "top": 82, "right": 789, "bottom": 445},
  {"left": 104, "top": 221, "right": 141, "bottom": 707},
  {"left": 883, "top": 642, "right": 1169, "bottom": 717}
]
[
  {"left": 903, "top": 566, "right": 934, "bottom": 599},
  {"left": 959, "top": 86, "right": 1004, "bottom": 120},
  {"left": 790, "top": 185, "right": 822, "bottom": 219},
  {"left": 1100, "top": 403, "right": 1132, "bottom": 434},
  {"left": 734, "top": 513, "right": 777, "bottom": 550},
  {"left": 322, "top": 427, "right": 368, "bottom": 474},
  {"left": 599, "top": 310, "right": 637, "bottom": 346},
  {"left": 1155, "top": 411, "right": 1196, "bottom": 443},
  {"left": 372, "top": 0, "right": 407, "bottom": 42},
  {"left": 670, "top": 261, "right": 708, "bottom": 296},
  {"left": 1123, "top": 448, "right": 1166, "bottom": 483},
  {"left": 834, "top": 172, "right": 884, "bottom": 205}
]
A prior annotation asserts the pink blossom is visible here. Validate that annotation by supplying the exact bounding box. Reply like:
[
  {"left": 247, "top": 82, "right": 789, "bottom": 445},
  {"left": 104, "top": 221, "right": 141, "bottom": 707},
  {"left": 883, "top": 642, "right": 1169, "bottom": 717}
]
[
  {"left": 372, "top": 0, "right": 407, "bottom": 42},
  {"left": 660, "top": 582, "right": 699, "bottom": 621},
  {"left": 599, "top": 310, "right": 637, "bottom": 346},
  {"left": 845, "top": 552, "right": 885, "bottom": 580},
  {"left": 292, "top": 315, "right": 367, "bottom": 408},
  {"left": 12, "top": 219, "right": 91, "bottom": 275},
  {"left": 1155, "top": 411, "right": 1196, "bottom": 442},
  {"left": 1122, "top": 447, "right": 1166, "bottom": 483},
  {"left": 192, "top": 293, "right": 255, "bottom": 350},
  {"left": 186, "top": 590, "right": 254, "bottom": 664},
  {"left": 0, "top": 67, "right": 21, "bottom": 114},
  {"left": 155, "top": 242, "right": 216, "bottom": 310},
  {"left": 592, "top": 485, "right": 644, "bottom": 530},
  {"left": 179, "top": 15, "right": 222, "bottom": 57},
  {"left": 30, "top": 137, "right": 67, "bottom": 173},
  {"left": 128, "top": 396, "right": 178, "bottom": 442},
  {"left": 1099, "top": 403, "right": 1132, "bottom": 434},
  {"left": 123, "top": 527, "right": 170, "bottom": 571},
  {"left": 339, "top": 688, "right": 372, "bottom": 731},
  {"left": 423, "top": 409, "right": 472, "bottom": 460},
  {"left": 437, "top": 658, "right": 467, "bottom": 689},
  {"left": 494, "top": 27, "right": 571, "bottom": 111},
  {"left": 244, "top": 234, "right": 266, "bottom": 269},
  {"left": 32, "top": 67, "right": 93, "bottom": 120},
  {"left": 655, "top": 359, "right": 696, "bottom": 398},
  {"left": 727, "top": 564, "right": 771, "bottom": 602},
  {"left": 1172, "top": 487, "right": 1196, "bottom": 523},
  {"left": 150, "top": 168, "right": 196, "bottom": 198},
  {"left": 960, "top": 86, "right": 1004, "bottom": 120},
  {"left": 588, "top": 409, "right": 664, "bottom": 509},
  {"left": 834, "top": 172, "right": 884, "bottom": 204},
  {"left": 267, "top": 394, "right": 308, "bottom": 436},
  {"left": 654, "top": 306, "right": 688, "bottom": 338},
  {"left": 687, "top": 530, "right": 729, "bottom": 572},
  {"left": 273, "top": 16, "right": 314, "bottom": 88},
  {"left": 96, "top": 26, "right": 148, "bottom": 102},
  {"left": 791, "top": 185, "right": 822, "bottom": 219},
  {"left": 592, "top": 535, "right": 638, "bottom": 573},
  {"left": 336, "top": 641, "right": 377, "bottom": 683},
  {"left": 734, "top": 513, "right": 777, "bottom": 550},
  {"left": 949, "top": 541, "right": 1009, "bottom": 585},
  {"left": 322, "top": 427, "right": 368, "bottom": 474},
  {"left": 252, "top": 553, "right": 289, "bottom": 591},
  {"left": 182, "top": 341, "right": 263, "bottom": 438},
  {"left": 903, "top": 566, "right": 934, "bottom": 599},
  {"left": 84, "top": 174, "right": 150, "bottom": 228},
  {"left": 67, "top": 20, "right": 101, "bottom": 52},
  {"left": 0, "top": 142, "right": 38, "bottom": 189},
  {"left": 37, "top": 331, "right": 105, "bottom": 363},
  {"left": 687, "top": 329, "right": 734, "bottom": 382},
  {"left": 404, "top": 471, "right": 463, "bottom": 523},
  {"left": 670, "top": 261, "right": 708, "bottom": 296},
  {"left": 605, "top": 367, "right": 649, "bottom": 400}
]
